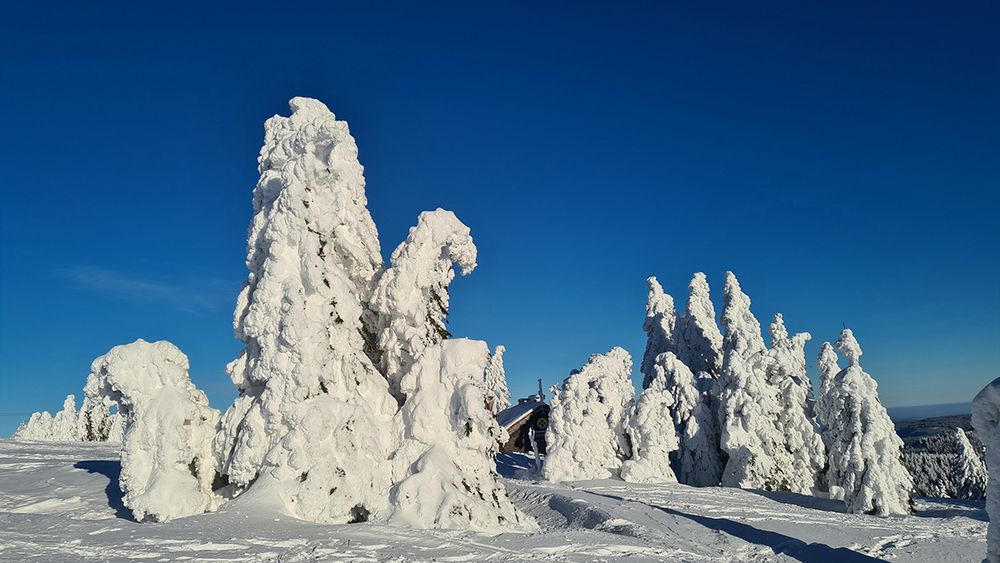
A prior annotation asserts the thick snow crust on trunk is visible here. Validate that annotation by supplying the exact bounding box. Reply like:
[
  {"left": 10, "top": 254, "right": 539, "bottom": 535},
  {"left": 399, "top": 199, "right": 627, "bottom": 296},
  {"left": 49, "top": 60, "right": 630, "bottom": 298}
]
[
  {"left": 621, "top": 358, "right": 679, "bottom": 484},
  {"left": 640, "top": 277, "right": 679, "bottom": 389},
  {"left": 389, "top": 339, "right": 536, "bottom": 531},
  {"left": 90, "top": 339, "right": 220, "bottom": 522},
  {"left": 654, "top": 351, "right": 722, "bottom": 486},
  {"left": 369, "top": 209, "right": 477, "bottom": 401},
  {"left": 214, "top": 98, "right": 398, "bottom": 524},
  {"left": 677, "top": 272, "right": 724, "bottom": 378},
  {"left": 483, "top": 345, "right": 511, "bottom": 414},
  {"left": 822, "top": 330, "right": 912, "bottom": 516},
  {"left": 764, "top": 314, "right": 825, "bottom": 494},
  {"left": 544, "top": 347, "right": 635, "bottom": 482},
  {"left": 972, "top": 376, "right": 1000, "bottom": 562}
]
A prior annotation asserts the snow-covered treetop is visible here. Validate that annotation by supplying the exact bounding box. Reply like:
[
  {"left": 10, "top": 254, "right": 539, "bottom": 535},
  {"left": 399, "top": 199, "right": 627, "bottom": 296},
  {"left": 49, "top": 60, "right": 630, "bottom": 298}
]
[
  {"left": 679, "top": 272, "right": 723, "bottom": 376},
  {"left": 90, "top": 339, "right": 192, "bottom": 413},
  {"left": 817, "top": 341, "right": 840, "bottom": 397},
  {"left": 721, "top": 272, "right": 765, "bottom": 361},
  {"left": 769, "top": 314, "right": 811, "bottom": 368},
  {"left": 835, "top": 329, "right": 863, "bottom": 367},
  {"left": 641, "top": 276, "right": 678, "bottom": 388}
]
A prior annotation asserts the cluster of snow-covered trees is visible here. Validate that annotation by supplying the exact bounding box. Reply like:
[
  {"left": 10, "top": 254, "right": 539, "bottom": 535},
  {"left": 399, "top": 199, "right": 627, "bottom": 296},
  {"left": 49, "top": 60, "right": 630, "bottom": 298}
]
[
  {"left": 903, "top": 428, "right": 987, "bottom": 499},
  {"left": 544, "top": 272, "right": 915, "bottom": 516},
  {"left": 13, "top": 98, "right": 528, "bottom": 531},
  {"left": 14, "top": 380, "right": 123, "bottom": 443}
]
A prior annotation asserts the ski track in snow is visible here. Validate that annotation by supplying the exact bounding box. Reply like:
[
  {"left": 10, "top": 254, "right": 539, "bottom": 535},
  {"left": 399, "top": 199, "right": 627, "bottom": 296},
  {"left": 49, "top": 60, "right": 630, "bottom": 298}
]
[{"left": 0, "top": 442, "right": 986, "bottom": 562}]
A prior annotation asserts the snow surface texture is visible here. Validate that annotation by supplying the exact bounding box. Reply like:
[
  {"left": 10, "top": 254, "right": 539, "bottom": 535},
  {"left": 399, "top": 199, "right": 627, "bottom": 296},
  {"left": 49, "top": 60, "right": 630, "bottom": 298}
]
[
  {"left": 214, "top": 97, "right": 398, "bottom": 524},
  {"left": 369, "top": 209, "right": 477, "bottom": 402},
  {"left": 389, "top": 339, "right": 535, "bottom": 531},
  {"left": 0, "top": 441, "right": 987, "bottom": 562},
  {"left": 89, "top": 340, "right": 221, "bottom": 522},
  {"left": 544, "top": 348, "right": 635, "bottom": 482},
  {"left": 972, "top": 376, "right": 1000, "bottom": 563},
  {"left": 620, "top": 358, "right": 679, "bottom": 484},
  {"left": 483, "top": 345, "right": 511, "bottom": 414},
  {"left": 822, "top": 329, "right": 913, "bottom": 516},
  {"left": 654, "top": 351, "right": 722, "bottom": 487}
]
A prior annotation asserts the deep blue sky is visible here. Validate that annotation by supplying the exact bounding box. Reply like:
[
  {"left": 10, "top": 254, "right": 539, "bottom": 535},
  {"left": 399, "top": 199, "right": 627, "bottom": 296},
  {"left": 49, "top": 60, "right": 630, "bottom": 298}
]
[{"left": 1, "top": 2, "right": 998, "bottom": 435}]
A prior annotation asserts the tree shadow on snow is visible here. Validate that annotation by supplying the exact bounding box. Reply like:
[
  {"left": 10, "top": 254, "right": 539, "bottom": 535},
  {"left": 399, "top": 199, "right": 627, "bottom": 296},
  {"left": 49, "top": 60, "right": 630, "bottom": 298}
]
[
  {"left": 74, "top": 460, "right": 133, "bottom": 521},
  {"left": 747, "top": 489, "right": 847, "bottom": 514},
  {"left": 914, "top": 498, "right": 988, "bottom": 522},
  {"left": 589, "top": 492, "right": 886, "bottom": 563}
]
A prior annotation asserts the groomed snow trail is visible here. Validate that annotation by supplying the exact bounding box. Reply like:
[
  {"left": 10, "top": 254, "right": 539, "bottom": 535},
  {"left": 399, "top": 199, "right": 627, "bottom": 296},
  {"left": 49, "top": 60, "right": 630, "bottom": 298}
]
[{"left": 0, "top": 443, "right": 986, "bottom": 562}]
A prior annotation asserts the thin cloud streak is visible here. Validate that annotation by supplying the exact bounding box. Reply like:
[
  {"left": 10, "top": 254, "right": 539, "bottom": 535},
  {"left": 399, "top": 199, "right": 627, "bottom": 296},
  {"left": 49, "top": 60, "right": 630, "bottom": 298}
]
[{"left": 57, "top": 266, "right": 236, "bottom": 314}]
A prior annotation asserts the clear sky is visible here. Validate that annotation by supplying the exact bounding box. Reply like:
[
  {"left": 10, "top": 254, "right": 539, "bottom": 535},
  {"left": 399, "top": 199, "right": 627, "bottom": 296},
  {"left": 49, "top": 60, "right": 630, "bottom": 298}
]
[{"left": 1, "top": 2, "right": 997, "bottom": 435}]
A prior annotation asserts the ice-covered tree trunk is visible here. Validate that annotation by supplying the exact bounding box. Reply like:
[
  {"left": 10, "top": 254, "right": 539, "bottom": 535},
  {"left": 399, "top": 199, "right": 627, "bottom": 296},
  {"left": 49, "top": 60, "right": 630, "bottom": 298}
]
[
  {"left": 214, "top": 98, "right": 397, "bottom": 524},
  {"left": 90, "top": 339, "right": 220, "bottom": 522},
  {"left": 715, "top": 272, "right": 784, "bottom": 489},
  {"left": 389, "top": 339, "right": 536, "bottom": 531},
  {"left": 13, "top": 395, "right": 82, "bottom": 441},
  {"left": 953, "top": 428, "right": 987, "bottom": 500},
  {"left": 765, "top": 314, "right": 825, "bottom": 494},
  {"left": 822, "top": 329, "right": 912, "bottom": 516},
  {"left": 677, "top": 272, "right": 724, "bottom": 378},
  {"left": 369, "top": 209, "right": 477, "bottom": 402},
  {"left": 80, "top": 372, "right": 122, "bottom": 442},
  {"left": 654, "top": 352, "right": 722, "bottom": 486},
  {"left": 640, "top": 276, "right": 679, "bottom": 389},
  {"left": 544, "top": 348, "right": 635, "bottom": 482},
  {"left": 621, "top": 356, "right": 680, "bottom": 484},
  {"left": 972, "top": 377, "right": 1000, "bottom": 562},
  {"left": 483, "top": 345, "right": 511, "bottom": 414}
]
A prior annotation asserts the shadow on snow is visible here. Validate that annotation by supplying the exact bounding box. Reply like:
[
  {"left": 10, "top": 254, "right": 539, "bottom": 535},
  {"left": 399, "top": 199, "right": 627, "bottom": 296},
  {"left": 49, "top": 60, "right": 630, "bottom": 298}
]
[{"left": 74, "top": 460, "right": 133, "bottom": 521}]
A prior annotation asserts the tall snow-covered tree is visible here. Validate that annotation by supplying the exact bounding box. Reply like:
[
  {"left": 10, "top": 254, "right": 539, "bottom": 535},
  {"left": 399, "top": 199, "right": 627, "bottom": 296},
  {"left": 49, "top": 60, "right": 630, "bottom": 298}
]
[
  {"left": 369, "top": 208, "right": 477, "bottom": 401},
  {"left": 640, "top": 276, "right": 679, "bottom": 389},
  {"left": 765, "top": 314, "right": 825, "bottom": 494},
  {"left": 822, "top": 329, "right": 912, "bottom": 516},
  {"left": 621, "top": 360, "right": 680, "bottom": 484},
  {"left": 91, "top": 339, "right": 221, "bottom": 522},
  {"left": 678, "top": 272, "right": 724, "bottom": 378},
  {"left": 483, "top": 345, "right": 511, "bottom": 414},
  {"left": 815, "top": 342, "right": 840, "bottom": 428},
  {"left": 972, "top": 377, "right": 1000, "bottom": 562},
  {"left": 715, "top": 272, "right": 784, "bottom": 489},
  {"left": 953, "top": 428, "right": 987, "bottom": 500},
  {"left": 214, "top": 98, "right": 398, "bottom": 524},
  {"left": 389, "top": 339, "right": 536, "bottom": 531},
  {"left": 544, "top": 348, "right": 635, "bottom": 482},
  {"left": 652, "top": 351, "right": 722, "bottom": 486}
]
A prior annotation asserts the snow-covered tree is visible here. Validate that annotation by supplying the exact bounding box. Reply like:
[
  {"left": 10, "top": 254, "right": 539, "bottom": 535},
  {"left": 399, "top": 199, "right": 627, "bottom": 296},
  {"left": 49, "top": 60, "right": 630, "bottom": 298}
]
[
  {"left": 651, "top": 351, "right": 722, "bottom": 486},
  {"left": 815, "top": 342, "right": 840, "bottom": 428},
  {"left": 90, "top": 339, "right": 220, "bottom": 522},
  {"left": 369, "top": 208, "right": 477, "bottom": 401},
  {"left": 822, "top": 329, "right": 912, "bottom": 516},
  {"left": 622, "top": 354, "right": 681, "bottom": 484},
  {"left": 389, "top": 339, "right": 536, "bottom": 531},
  {"left": 765, "top": 314, "right": 825, "bottom": 494},
  {"left": 13, "top": 394, "right": 82, "bottom": 441},
  {"left": 953, "top": 428, "right": 987, "bottom": 500},
  {"left": 972, "top": 377, "right": 1000, "bottom": 562},
  {"left": 483, "top": 345, "right": 511, "bottom": 414},
  {"left": 214, "top": 98, "right": 398, "bottom": 524},
  {"left": 677, "top": 272, "right": 724, "bottom": 378},
  {"left": 715, "top": 272, "right": 784, "bottom": 489},
  {"left": 640, "top": 276, "right": 679, "bottom": 389},
  {"left": 544, "top": 347, "right": 635, "bottom": 482},
  {"left": 80, "top": 372, "right": 123, "bottom": 442}
]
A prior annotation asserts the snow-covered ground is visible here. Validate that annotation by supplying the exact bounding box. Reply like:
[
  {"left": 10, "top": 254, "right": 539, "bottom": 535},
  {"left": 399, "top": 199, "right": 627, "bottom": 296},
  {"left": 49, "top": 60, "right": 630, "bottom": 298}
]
[{"left": 0, "top": 442, "right": 985, "bottom": 562}]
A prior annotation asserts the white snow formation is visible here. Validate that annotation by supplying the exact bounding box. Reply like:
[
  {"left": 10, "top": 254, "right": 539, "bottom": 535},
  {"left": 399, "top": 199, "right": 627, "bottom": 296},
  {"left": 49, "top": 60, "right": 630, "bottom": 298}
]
[
  {"left": 14, "top": 373, "right": 124, "bottom": 443},
  {"left": 90, "top": 339, "right": 221, "bottom": 522},
  {"left": 821, "top": 329, "right": 912, "bottom": 516},
  {"left": 972, "top": 376, "right": 1000, "bottom": 563},
  {"left": 677, "top": 272, "right": 724, "bottom": 378},
  {"left": 13, "top": 394, "right": 80, "bottom": 441},
  {"left": 953, "top": 428, "right": 988, "bottom": 500},
  {"left": 369, "top": 209, "right": 477, "bottom": 401},
  {"left": 640, "top": 277, "right": 679, "bottom": 389},
  {"left": 544, "top": 347, "right": 635, "bottom": 482},
  {"left": 483, "top": 345, "right": 511, "bottom": 414},
  {"left": 621, "top": 355, "right": 680, "bottom": 484},
  {"left": 654, "top": 351, "right": 722, "bottom": 486},
  {"left": 389, "top": 339, "right": 535, "bottom": 531}
]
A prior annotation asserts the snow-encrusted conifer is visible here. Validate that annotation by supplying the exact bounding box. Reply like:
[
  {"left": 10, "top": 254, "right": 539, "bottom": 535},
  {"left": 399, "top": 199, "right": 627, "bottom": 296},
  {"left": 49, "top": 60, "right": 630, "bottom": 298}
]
[
  {"left": 483, "top": 345, "right": 511, "bottom": 414},
  {"left": 765, "top": 314, "right": 825, "bottom": 494},
  {"left": 622, "top": 354, "right": 681, "bottom": 484},
  {"left": 13, "top": 395, "right": 81, "bottom": 441},
  {"left": 953, "top": 428, "right": 987, "bottom": 500},
  {"left": 815, "top": 342, "right": 840, "bottom": 429},
  {"left": 369, "top": 208, "right": 477, "bottom": 401},
  {"left": 91, "top": 339, "right": 220, "bottom": 522},
  {"left": 822, "top": 329, "right": 912, "bottom": 515},
  {"left": 677, "top": 272, "right": 724, "bottom": 378},
  {"left": 389, "top": 339, "right": 535, "bottom": 531},
  {"left": 653, "top": 352, "right": 722, "bottom": 486},
  {"left": 715, "top": 272, "right": 783, "bottom": 489},
  {"left": 972, "top": 377, "right": 1000, "bottom": 562},
  {"left": 214, "top": 98, "right": 397, "bottom": 524},
  {"left": 640, "top": 277, "right": 678, "bottom": 389},
  {"left": 544, "top": 348, "right": 635, "bottom": 482}
]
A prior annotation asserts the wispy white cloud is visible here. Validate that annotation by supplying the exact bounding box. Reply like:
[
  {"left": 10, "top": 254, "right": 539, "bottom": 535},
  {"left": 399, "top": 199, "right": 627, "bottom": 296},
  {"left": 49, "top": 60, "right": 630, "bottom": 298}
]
[{"left": 57, "top": 266, "right": 235, "bottom": 314}]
